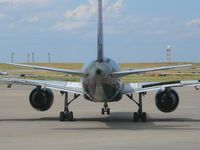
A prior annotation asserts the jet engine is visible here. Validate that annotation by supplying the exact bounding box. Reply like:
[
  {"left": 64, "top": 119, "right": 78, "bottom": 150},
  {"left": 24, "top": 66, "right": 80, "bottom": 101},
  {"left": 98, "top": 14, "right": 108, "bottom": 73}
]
[
  {"left": 155, "top": 88, "right": 179, "bottom": 113},
  {"left": 29, "top": 88, "right": 54, "bottom": 111}
]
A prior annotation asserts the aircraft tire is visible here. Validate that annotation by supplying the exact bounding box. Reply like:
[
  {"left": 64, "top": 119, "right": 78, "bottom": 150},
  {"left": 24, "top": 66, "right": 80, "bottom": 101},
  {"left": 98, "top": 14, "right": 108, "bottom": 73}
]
[
  {"left": 133, "top": 112, "right": 139, "bottom": 122},
  {"left": 67, "top": 111, "right": 74, "bottom": 121},
  {"left": 60, "top": 111, "right": 66, "bottom": 121},
  {"left": 101, "top": 108, "right": 105, "bottom": 115},
  {"left": 107, "top": 108, "right": 110, "bottom": 115},
  {"left": 141, "top": 112, "right": 147, "bottom": 122}
]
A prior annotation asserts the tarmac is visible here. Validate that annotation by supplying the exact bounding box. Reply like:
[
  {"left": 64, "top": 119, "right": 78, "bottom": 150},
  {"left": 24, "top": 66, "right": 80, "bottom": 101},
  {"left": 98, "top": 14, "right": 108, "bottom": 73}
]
[{"left": 0, "top": 85, "right": 200, "bottom": 150}]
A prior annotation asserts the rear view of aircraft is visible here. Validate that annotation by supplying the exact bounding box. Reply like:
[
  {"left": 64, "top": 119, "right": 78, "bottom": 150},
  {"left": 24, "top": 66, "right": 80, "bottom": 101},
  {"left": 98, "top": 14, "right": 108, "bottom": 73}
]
[{"left": 1, "top": 0, "right": 200, "bottom": 122}]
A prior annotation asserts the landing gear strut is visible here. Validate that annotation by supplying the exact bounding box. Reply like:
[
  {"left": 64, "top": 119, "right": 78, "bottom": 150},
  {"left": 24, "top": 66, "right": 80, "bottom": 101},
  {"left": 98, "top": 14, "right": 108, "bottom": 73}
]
[
  {"left": 59, "top": 92, "right": 80, "bottom": 121},
  {"left": 127, "top": 92, "right": 147, "bottom": 122},
  {"left": 101, "top": 102, "right": 110, "bottom": 115}
]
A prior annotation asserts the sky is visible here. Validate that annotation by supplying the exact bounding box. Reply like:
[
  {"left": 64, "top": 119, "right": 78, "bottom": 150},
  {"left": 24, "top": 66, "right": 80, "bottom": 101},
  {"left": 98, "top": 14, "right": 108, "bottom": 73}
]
[{"left": 0, "top": 0, "right": 200, "bottom": 63}]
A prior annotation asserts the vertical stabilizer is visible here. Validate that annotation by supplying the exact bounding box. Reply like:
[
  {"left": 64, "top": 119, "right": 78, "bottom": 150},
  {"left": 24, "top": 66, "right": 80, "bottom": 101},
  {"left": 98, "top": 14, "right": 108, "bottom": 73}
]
[{"left": 97, "top": 0, "right": 104, "bottom": 62}]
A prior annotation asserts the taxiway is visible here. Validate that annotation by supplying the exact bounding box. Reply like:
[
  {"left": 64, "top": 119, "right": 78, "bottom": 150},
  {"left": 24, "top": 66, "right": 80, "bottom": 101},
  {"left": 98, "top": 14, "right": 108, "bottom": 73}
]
[{"left": 0, "top": 86, "right": 200, "bottom": 150}]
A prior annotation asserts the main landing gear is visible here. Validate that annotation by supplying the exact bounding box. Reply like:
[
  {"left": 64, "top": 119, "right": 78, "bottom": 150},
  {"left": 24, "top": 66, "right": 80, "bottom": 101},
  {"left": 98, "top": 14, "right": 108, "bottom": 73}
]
[
  {"left": 101, "top": 102, "right": 110, "bottom": 115},
  {"left": 59, "top": 92, "right": 80, "bottom": 121},
  {"left": 127, "top": 92, "right": 147, "bottom": 122}
]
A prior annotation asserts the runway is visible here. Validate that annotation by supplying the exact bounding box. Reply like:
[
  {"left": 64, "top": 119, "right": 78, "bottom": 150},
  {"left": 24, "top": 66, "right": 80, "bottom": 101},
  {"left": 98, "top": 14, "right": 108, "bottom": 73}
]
[{"left": 0, "top": 85, "right": 200, "bottom": 150}]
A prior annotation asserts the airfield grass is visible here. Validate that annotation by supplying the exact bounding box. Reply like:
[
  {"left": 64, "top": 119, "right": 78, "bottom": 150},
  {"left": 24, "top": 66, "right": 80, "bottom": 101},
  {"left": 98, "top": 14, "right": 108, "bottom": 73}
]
[{"left": 0, "top": 63, "right": 200, "bottom": 83}]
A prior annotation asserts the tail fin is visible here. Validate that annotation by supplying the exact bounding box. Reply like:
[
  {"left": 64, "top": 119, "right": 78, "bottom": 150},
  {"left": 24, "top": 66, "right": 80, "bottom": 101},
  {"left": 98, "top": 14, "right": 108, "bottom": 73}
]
[{"left": 97, "top": 0, "right": 104, "bottom": 62}]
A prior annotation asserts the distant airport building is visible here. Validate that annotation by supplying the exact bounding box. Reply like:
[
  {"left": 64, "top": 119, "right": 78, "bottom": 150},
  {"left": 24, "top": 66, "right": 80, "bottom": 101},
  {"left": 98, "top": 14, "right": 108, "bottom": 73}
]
[{"left": 166, "top": 45, "right": 172, "bottom": 62}]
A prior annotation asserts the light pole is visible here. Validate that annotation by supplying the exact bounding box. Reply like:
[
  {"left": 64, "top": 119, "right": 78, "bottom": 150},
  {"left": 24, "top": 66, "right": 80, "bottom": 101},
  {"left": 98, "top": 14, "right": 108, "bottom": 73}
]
[
  {"left": 32, "top": 52, "right": 35, "bottom": 64},
  {"left": 48, "top": 53, "right": 51, "bottom": 64},
  {"left": 11, "top": 52, "right": 14, "bottom": 63},
  {"left": 27, "top": 53, "right": 30, "bottom": 64}
]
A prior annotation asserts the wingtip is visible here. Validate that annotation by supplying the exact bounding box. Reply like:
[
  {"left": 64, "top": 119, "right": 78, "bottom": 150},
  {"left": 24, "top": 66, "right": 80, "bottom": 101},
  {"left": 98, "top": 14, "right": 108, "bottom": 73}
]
[
  {"left": 5, "top": 62, "right": 11, "bottom": 65},
  {"left": 184, "top": 64, "right": 193, "bottom": 67},
  {"left": 178, "top": 64, "right": 192, "bottom": 67},
  {"left": 6, "top": 62, "right": 14, "bottom": 65}
]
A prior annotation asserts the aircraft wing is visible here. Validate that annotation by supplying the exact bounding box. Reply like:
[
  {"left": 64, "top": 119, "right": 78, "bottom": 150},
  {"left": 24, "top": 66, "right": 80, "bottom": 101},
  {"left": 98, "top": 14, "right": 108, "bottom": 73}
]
[
  {"left": 0, "top": 78, "right": 84, "bottom": 94},
  {"left": 111, "top": 64, "right": 192, "bottom": 78},
  {"left": 6, "top": 63, "right": 86, "bottom": 77},
  {"left": 123, "top": 80, "right": 200, "bottom": 94}
]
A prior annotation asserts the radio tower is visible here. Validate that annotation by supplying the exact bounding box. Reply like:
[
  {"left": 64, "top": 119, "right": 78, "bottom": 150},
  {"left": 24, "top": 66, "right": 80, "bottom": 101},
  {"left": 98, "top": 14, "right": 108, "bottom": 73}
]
[{"left": 166, "top": 45, "right": 172, "bottom": 62}]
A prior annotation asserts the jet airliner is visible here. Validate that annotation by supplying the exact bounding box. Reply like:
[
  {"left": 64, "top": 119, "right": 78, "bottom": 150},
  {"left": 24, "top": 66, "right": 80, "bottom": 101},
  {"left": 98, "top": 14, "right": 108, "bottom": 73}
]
[{"left": 1, "top": 0, "right": 200, "bottom": 122}]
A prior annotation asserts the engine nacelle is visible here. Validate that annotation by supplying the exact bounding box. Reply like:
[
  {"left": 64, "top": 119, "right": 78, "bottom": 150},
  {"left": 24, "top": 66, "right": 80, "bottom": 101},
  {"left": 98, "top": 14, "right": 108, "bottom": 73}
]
[
  {"left": 29, "top": 88, "right": 54, "bottom": 111},
  {"left": 155, "top": 88, "right": 179, "bottom": 113}
]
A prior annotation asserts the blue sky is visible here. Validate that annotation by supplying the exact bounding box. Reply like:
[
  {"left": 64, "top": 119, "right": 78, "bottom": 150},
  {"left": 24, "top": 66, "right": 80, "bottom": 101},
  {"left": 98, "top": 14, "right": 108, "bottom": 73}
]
[{"left": 0, "top": 0, "right": 200, "bottom": 63}]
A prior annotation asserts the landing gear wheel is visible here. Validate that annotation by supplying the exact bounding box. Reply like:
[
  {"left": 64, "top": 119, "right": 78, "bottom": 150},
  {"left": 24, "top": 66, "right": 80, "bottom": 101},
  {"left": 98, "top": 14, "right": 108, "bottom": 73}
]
[
  {"left": 107, "top": 108, "right": 110, "bottom": 115},
  {"left": 59, "top": 111, "right": 74, "bottom": 121},
  {"left": 67, "top": 111, "right": 74, "bottom": 121},
  {"left": 141, "top": 112, "right": 147, "bottom": 122},
  {"left": 133, "top": 112, "right": 139, "bottom": 122},
  {"left": 60, "top": 111, "right": 66, "bottom": 121},
  {"left": 101, "top": 103, "right": 111, "bottom": 115},
  {"left": 133, "top": 112, "right": 147, "bottom": 122},
  {"left": 101, "top": 108, "right": 105, "bottom": 115}
]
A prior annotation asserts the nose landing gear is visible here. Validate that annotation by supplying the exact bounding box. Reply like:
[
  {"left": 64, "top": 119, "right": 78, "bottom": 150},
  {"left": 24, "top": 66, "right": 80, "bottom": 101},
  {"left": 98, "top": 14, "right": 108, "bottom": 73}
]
[{"left": 101, "top": 102, "right": 110, "bottom": 115}]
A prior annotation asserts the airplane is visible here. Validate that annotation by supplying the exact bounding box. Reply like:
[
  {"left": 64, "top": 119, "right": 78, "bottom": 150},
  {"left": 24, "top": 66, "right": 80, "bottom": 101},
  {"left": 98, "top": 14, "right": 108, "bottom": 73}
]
[
  {"left": 0, "top": 0, "right": 200, "bottom": 122},
  {"left": 0, "top": 71, "right": 7, "bottom": 75}
]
